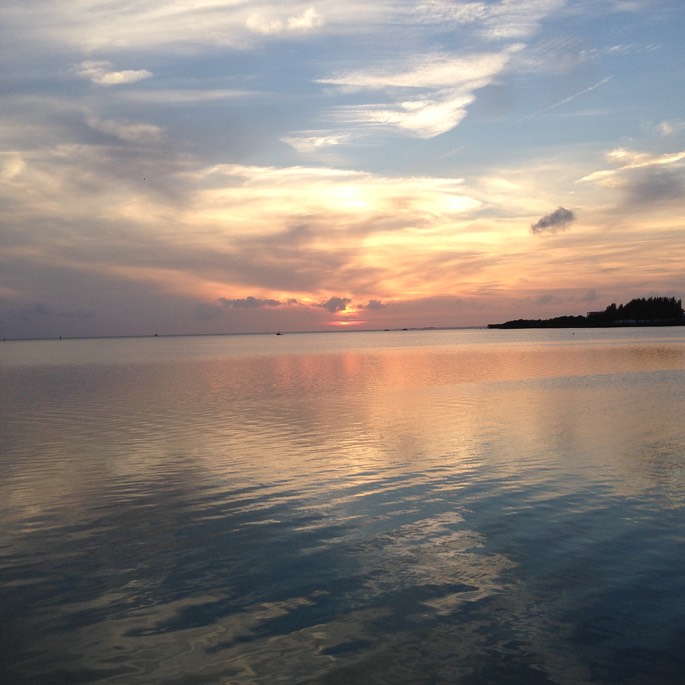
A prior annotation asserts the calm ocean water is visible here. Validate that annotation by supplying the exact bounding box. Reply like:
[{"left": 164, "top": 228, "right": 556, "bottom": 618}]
[{"left": 2, "top": 328, "right": 685, "bottom": 684}]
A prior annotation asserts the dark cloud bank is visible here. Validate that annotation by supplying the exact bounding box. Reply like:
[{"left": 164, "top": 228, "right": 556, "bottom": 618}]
[
  {"left": 216, "top": 296, "right": 390, "bottom": 315},
  {"left": 218, "top": 296, "right": 298, "bottom": 308}
]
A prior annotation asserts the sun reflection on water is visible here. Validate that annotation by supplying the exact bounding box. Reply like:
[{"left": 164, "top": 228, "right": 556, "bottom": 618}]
[{"left": 1, "top": 329, "right": 685, "bottom": 683}]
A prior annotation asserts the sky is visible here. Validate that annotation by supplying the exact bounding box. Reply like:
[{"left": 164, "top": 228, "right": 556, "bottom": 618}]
[{"left": 1, "top": 0, "right": 684, "bottom": 338}]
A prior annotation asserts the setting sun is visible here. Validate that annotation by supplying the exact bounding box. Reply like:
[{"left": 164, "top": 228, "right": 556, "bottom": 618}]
[{"left": 327, "top": 320, "right": 367, "bottom": 327}]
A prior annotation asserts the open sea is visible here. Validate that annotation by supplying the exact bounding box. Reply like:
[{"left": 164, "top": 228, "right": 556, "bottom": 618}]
[{"left": 2, "top": 327, "right": 685, "bottom": 684}]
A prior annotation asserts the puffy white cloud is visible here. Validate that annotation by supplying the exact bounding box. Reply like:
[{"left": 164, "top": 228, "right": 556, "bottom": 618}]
[
  {"left": 657, "top": 119, "right": 685, "bottom": 137},
  {"left": 1, "top": 152, "right": 27, "bottom": 181},
  {"left": 246, "top": 7, "right": 324, "bottom": 35},
  {"left": 77, "top": 60, "right": 152, "bottom": 86}
]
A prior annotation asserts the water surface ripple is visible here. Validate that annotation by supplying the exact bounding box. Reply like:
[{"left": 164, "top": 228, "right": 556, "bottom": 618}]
[{"left": 2, "top": 328, "right": 685, "bottom": 683}]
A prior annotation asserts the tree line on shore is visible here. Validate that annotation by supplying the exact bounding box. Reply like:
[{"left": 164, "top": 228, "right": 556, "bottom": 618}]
[{"left": 488, "top": 296, "right": 684, "bottom": 329}]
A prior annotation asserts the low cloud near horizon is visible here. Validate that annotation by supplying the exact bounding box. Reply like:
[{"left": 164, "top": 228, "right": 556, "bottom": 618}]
[{"left": 318, "top": 297, "right": 352, "bottom": 313}]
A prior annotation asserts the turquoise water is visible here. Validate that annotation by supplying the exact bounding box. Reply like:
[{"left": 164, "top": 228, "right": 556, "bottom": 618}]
[{"left": 2, "top": 328, "right": 685, "bottom": 683}]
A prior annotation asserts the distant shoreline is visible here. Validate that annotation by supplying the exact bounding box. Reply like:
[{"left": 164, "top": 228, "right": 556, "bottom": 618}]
[
  {"left": 488, "top": 319, "right": 685, "bottom": 329},
  {"left": 488, "top": 296, "right": 685, "bottom": 330},
  {"left": 0, "top": 326, "right": 485, "bottom": 343}
]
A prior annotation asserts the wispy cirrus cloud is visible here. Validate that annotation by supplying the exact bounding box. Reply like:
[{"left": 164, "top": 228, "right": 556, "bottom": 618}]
[
  {"left": 0, "top": 1, "right": 387, "bottom": 52},
  {"left": 331, "top": 91, "right": 475, "bottom": 139},
  {"left": 578, "top": 148, "right": 685, "bottom": 185},
  {"left": 414, "top": 0, "right": 565, "bottom": 40},
  {"left": 320, "top": 51, "right": 518, "bottom": 91},
  {"left": 297, "top": 1, "right": 564, "bottom": 141},
  {"left": 320, "top": 48, "right": 523, "bottom": 138},
  {"left": 280, "top": 131, "right": 353, "bottom": 154},
  {"left": 522, "top": 75, "right": 613, "bottom": 120}
]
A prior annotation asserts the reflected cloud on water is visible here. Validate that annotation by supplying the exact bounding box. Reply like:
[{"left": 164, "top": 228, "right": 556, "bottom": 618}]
[{"left": 2, "top": 330, "right": 685, "bottom": 683}]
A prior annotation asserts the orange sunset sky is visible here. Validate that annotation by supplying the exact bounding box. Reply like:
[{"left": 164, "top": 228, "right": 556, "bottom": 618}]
[{"left": 1, "top": 1, "right": 684, "bottom": 337}]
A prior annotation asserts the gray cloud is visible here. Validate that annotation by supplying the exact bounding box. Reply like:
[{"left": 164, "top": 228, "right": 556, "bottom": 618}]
[
  {"left": 624, "top": 169, "right": 684, "bottom": 206},
  {"left": 10, "top": 302, "right": 51, "bottom": 321},
  {"left": 360, "top": 299, "right": 388, "bottom": 310},
  {"left": 536, "top": 294, "right": 563, "bottom": 306},
  {"left": 318, "top": 297, "right": 351, "bottom": 313},
  {"left": 1, "top": 300, "right": 95, "bottom": 335},
  {"left": 85, "top": 116, "right": 163, "bottom": 143},
  {"left": 218, "top": 296, "right": 286, "bottom": 308},
  {"left": 531, "top": 207, "right": 575, "bottom": 235}
]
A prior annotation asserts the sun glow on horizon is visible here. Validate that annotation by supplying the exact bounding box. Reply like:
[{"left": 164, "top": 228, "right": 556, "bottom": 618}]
[
  {"left": 327, "top": 320, "right": 367, "bottom": 327},
  {"left": 2, "top": 0, "right": 683, "bottom": 339}
]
